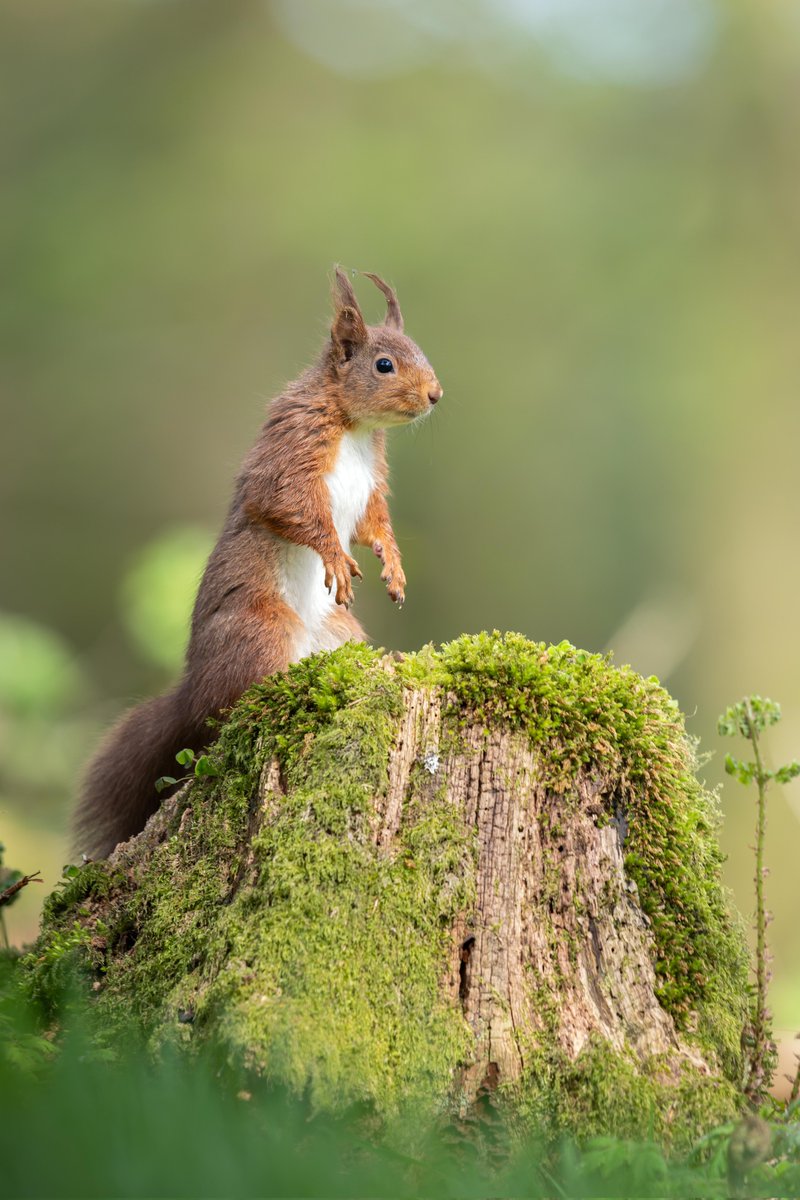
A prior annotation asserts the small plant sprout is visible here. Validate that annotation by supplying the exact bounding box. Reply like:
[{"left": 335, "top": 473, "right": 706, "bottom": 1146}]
[
  {"left": 155, "top": 747, "right": 219, "bottom": 794},
  {"left": 0, "top": 842, "right": 42, "bottom": 948},
  {"left": 718, "top": 696, "right": 800, "bottom": 1106}
]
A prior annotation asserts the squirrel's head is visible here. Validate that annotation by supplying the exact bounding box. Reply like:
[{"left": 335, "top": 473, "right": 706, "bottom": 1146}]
[{"left": 327, "top": 268, "right": 442, "bottom": 427}]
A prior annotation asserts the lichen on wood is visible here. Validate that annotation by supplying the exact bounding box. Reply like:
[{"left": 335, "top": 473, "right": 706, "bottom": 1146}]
[{"left": 25, "top": 633, "right": 749, "bottom": 1147}]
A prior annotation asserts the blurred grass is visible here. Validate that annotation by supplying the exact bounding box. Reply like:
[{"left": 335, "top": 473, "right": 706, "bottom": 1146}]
[
  {"left": 1, "top": 0, "right": 799, "bottom": 1034},
  {"left": 2, "top": 955, "right": 799, "bottom": 1199}
]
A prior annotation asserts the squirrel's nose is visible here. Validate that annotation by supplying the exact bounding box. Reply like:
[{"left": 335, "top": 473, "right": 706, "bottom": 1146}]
[{"left": 428, "top": 384, "right": 443, "bottom": 405}]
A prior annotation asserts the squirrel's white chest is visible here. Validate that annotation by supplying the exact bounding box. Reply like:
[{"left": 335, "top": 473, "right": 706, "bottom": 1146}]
[
  {"left": 279, "top": 430, "right": 376, "bottom": 658},
  {"left": 325, "top": 429, "right": 376, "bottom": 547}
]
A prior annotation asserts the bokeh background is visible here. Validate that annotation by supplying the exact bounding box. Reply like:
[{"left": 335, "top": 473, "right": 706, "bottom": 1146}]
[{"left": 2, "top": 0, "right": 799, "bottom": 1052}]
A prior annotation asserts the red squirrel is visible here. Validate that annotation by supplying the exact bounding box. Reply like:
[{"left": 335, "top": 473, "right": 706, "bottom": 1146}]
[{"left": 74, "top": 270, "right": 442, "bottom": 860}]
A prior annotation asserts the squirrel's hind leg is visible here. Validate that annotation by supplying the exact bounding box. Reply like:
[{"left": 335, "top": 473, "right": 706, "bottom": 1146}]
[
  {"left": 184, "top": 593, "right": 302, "bottom": 720},
  {"left": 317, "top": 606, "right": 367, "bottom": 651}
]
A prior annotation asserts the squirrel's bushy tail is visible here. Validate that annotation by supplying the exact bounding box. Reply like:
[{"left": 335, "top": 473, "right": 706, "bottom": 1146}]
[{"left": 74, "top": 687, "right": 208, "bottom": 861}]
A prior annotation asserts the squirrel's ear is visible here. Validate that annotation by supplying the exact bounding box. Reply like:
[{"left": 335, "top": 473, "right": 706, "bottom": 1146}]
[
  {"left": 331, "top": 267, "right": 367, "bottom": 361},
  {"left": 364, "top": 272, "right": 404, "bottom": 332}
]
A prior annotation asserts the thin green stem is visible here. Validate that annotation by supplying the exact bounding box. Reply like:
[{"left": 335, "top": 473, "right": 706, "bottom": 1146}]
[
  {"left": 744, "top": 699, "right": 770, "bottom": 1104},
  {"left": 790, "top": 1056, "right": 800, "bottom": 1107}
]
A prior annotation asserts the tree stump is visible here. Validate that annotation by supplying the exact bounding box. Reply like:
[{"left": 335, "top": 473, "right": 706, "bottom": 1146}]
[{"left": 29, "top": 634, "right": 749, "bottom": 1148}]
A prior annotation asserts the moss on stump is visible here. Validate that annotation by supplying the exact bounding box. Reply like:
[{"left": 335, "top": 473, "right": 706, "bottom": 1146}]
[{"left": 27, "top": 633, "right": 749, "bottom": 1148}]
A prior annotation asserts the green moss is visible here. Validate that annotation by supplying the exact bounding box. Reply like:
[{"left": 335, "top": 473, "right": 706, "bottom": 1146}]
[
  {"left": 24, "top": 633, "right": 748, "bottom": 1134},
  {"left": 43, "top": 861, "right": 115, "bottom": 918},
  {"left": 513, "top": 1035, "right": 741, "bottom": 1153},
  {"left": 23, "top": 862, "right": 118, "bottom": 1010},
  {"left": 207, "top": 790, "right": 472, "bottom": 1115},
  {"left": 25, "top": 643, "right": 472, "bottom": 1115},
  {"left": 413, "top": 632, "right": 749, "bottom": 1076},
  {"left": 197, "top": 645, "right": 473, "bottom": 1115}
]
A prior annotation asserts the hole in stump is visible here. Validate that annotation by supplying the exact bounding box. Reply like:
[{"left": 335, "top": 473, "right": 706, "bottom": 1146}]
[{"left": 459, "top": 936, "right": 475, "bottom": 1007}]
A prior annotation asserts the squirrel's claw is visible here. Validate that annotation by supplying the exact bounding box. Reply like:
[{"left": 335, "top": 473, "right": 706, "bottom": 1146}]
[
  {"left": 324, "top": 552, "right": 361, "bottom": 607},
  {"left": 373, "top": 538, "right": 406, "bottom": 606},
  {"left": 387, "top": 577, "right": 406, "bottom": 605},
  {"left": 380, "top": 561, "right": 406, "bottom": 606}
]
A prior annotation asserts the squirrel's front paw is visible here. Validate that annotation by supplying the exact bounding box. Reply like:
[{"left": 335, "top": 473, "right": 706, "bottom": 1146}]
[
  {"left": 324, "top": 552, "right": 362, "bottom": 607},
  {"left": 373, "top": 540, "right": 406, "bottom": 606}
]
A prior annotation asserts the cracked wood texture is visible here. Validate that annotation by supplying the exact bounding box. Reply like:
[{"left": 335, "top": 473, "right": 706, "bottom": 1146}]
[
  {"left": 86, "top": 649, "right": 735, "bottom": 1129},
  {"left": 38, "top": 636, "right": 748, "bottom": 1143},
  {"left": 250, "top": 683, "right": 708, "bottom": 1103}
]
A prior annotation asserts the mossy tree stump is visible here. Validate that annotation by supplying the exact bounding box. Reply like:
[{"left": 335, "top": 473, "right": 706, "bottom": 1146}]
[{"left": 30, "top": 634, "right": 749, "bottom": 1148}]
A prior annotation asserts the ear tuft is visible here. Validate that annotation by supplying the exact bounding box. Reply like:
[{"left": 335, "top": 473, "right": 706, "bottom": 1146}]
[
  {"left": 364, "top": 272, "right": 404, "bottom": 331},
  {"left": 333, "top": 265, "right": 361, "bottom": 314},
  {"left": 331, "top": 268, "right": 367, "bottom": 360}
]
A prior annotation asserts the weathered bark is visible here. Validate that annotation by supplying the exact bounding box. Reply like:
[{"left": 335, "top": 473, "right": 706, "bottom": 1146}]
[
  {"left": 31, "top": 635, "right": 749, "bottom": 1147},
  {"left": 371, "top": 689, "right": 687, "bottom": 1100}
]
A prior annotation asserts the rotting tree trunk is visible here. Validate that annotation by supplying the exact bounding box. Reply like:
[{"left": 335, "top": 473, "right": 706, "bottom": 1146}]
[
  {"left": 375, "top": 689, "right": 680, "bottom": 1098},
  {"left": 30, "top": 634, "right": 749, "bottom": 1148}
]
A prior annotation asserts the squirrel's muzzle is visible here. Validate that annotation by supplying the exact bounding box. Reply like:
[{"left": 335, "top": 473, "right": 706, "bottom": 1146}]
[{"left": 428, "top": 385, "right": 443, "bottom": 406}]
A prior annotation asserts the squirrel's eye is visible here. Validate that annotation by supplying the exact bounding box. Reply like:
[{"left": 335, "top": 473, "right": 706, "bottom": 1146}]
[{"left": 375, "top": 357, "right": 395, "bottom": 374}]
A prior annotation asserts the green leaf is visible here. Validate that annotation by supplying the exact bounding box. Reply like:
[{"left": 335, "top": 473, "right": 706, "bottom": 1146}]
[
  {"left": 747, "top": 695, "right": 782, "bottom": 732},
  {"left": 175, "top": 748, "right": 195, "bottom": 767},
  {"left": 155, "top": 775, "right": 177, "bottom": 794},
  {"left": 717, "top": 711, "right": 739, "bottom": 738},
  {"left": 775, "top": 761, "right": 800, "bottom": 785},
  {"left": 193, "top": 755, "right": 218, "bottom": 779},
  {"left": 724, "top": 753, "right": 741, "bottom": 776},
  {"left": 724, "top": 754, "right": 758, "bottom": 786}
]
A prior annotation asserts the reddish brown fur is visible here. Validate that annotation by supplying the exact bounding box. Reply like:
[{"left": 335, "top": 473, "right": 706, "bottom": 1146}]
[
  {"left": 354, "top": 442, "right": 406, "bottom": 604},
  {"left": 74, "top": 270, "right": 442, "bottom": 859}
]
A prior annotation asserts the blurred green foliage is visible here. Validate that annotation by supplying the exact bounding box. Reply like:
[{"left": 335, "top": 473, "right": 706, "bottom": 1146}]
[
  {"left": 120, "top": 526, "right": 213, "bottom": 674},
  {"left": 0, "top": 953, "right": 782, "bottom": 1198},
  {"left": 1, "top": 951, "right": 800, "bottom": 1199},
  {"left": 1, "top": 0, "right": 799, "bottom": 1034},
  {"left": 0, "top": 615, "right": 84, "bottom": 718}
]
